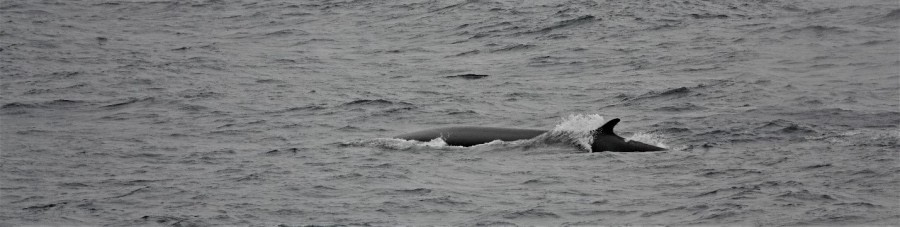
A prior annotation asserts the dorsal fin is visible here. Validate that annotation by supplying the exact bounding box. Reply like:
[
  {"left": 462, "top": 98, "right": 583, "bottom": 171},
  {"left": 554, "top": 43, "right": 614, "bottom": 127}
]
[{"left": 596, "top": 118, "right": 620, "bottom": 136}]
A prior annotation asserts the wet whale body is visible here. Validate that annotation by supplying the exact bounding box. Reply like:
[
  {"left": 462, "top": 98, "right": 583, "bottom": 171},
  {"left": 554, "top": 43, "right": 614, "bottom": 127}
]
[
  {"left": 395, "top": 118, "right": 666, "bottom": 152},
  {"left": 395, "top": 126, "right": 547, "bottom": 147}
]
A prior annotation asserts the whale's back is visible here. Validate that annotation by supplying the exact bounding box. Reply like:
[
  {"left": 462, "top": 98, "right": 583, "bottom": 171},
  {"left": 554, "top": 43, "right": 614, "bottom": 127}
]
[{"left": 395, "top": 127, "right": 547, "bottom": 146}]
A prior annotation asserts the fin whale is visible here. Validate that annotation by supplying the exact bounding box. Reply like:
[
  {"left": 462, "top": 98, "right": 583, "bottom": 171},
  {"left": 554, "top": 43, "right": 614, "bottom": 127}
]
[{"left": 394, "top": 118, "right": 666, "bottom": 152}]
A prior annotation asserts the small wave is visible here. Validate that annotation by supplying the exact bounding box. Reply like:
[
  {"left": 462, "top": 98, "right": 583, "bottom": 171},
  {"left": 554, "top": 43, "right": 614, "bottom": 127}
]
[
  {"left": 884, "top": 9, "right": 900, "bottom": 20},
  {"left": 337, "top": 99, "right": 418, "bottom": 115},
  {"left": 265, "top": 105, "right": 327, "bottom": 114},
  {"left": 865, "top": 9, "right": 900, "bottom": 26},
  {"left": 518, "top": 15, "right": 597, "bottom": 35},
  {"left": 391, "top": 188, "right": 431, "bottom": 195},
  {"left": 641, "top": 205, "right": 708, "bottom": 217},
  {"left": 521, "top": 177, "right": 563, "bottom": 185},
  {"left": 446, "top": 73, "right": 489, "bottom": 79},
  {"left": 44, "top": 99, "right": 84, "bottom": 106},
  {"left": 135, "top": 215, "right": 207, "bottom": 227},
  {"left": 501, "top": 208, "right": 561, "bottom": 219},
  {"left": 1, "top": 102, "right": 35, "bottom": 109},
  {"left": 263, "top": 29, "right": 308, "bottom": 36},
  {"left": 691, "top": 184, "right": 762, "bottom": 199},
  {"left": 835, "top": 202, "right": 882, "bottom": 208},
  {"left": 658, "top": 87, "right": 691, "bottom": 96},
  {"left": 689, "top": 13, "right": 729, "bottom": 19},
  {"left": 1, "top": 99, "right": 87, "bottom": 110},
  {"left": 446, "top": 110, "right": 478, "bottom": 115},
  {"left": 696, "top": 169, "right": 764, "bottom": 179},
  {"left": 490, "top": 44, "right": 535, "bottom": 53},
  {"left": 858, "top": 39, "right": 894, "bottom": 46},
  {"left": 420, "top": 196, "right": 471, "bottom": 206},
  {"left": 756, "top": 119, "right": 817, "bottom": 134},
  {"left": 255, "top": 79, "right": 285, "bottom": 84},
  {"left": 341, "top": 99, "right": 410, "bottom": 106},
  {"left": 776, "top": 189, "right": 836, "bottom": 202},
  {"left": 653, "top": 102, "right": 707, "bottom": 112},
  {"left": 103, "top": 97, "right": 154, "bottom": 108},
  {"left": 449, "top": 49, "right": 480, "bottom": 57},
  {"left": 785, "top": 25, "right": 852, "bottom": 38},
  {"left": 292, "top": 38, "right": 336, "bottom": 46},
  {"left": 619, "top": 87, "right": 695, "bottom": 107}
]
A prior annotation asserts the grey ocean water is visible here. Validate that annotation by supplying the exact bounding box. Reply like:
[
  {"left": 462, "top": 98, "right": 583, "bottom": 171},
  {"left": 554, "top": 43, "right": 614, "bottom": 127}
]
[{"left": 1, "top": 0, "right": 899, "bottom": 226}]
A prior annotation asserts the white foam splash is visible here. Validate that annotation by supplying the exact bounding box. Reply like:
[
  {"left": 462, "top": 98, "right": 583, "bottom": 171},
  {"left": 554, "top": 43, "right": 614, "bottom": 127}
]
[
  {"left": 546, "top": 114, "right": 669, "bottom": 151},
  {"left": 546, "top": 114, "right": 608, "bottom": 151},
  {"left": 344, "top": 137, "right": 457, "bottom": 150},
  {"left": 626, "top": 132, "right": 670, "bottom": 149},
  {"left": 422, "top": 137, "right": 450, "bottom": 147}
]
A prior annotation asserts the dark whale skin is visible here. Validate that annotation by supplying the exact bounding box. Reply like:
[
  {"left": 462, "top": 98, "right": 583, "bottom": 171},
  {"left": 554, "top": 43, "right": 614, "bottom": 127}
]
[
  {"left": 395, "top": 126, "right": 547, "bottom": 147},
  {"left": 590, "top": 118, "right": 666, "bottom": 152}
]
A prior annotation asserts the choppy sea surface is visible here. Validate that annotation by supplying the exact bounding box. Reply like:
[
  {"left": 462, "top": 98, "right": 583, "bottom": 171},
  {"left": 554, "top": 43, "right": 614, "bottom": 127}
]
[{"left": 2, "top": 0, "right": 899, "bottom": 226}]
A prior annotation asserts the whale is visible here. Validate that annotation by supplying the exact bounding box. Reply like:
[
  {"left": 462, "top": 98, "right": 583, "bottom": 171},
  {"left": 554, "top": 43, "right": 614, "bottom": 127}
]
[{"left": 395, "top": 118, "right": 666, "bottom": 152}]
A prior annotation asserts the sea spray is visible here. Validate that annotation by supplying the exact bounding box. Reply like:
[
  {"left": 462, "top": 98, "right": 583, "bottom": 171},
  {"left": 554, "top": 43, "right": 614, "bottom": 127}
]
[
  {"left": 343, "top": 137, "right": 457, "bottom": 151},
  {"left": 626, "top": 132, "right": 669, "bottom": 149},
  {"left": 542, "top": 114, "right": 608, "bottom": 151}
]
